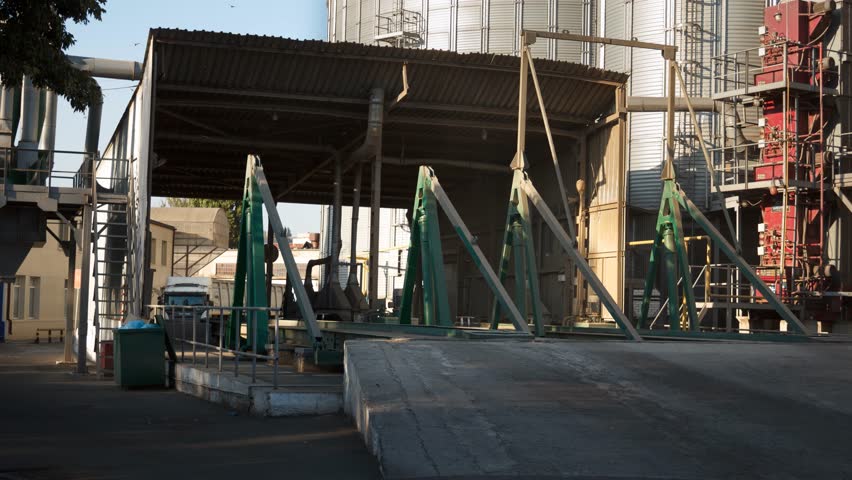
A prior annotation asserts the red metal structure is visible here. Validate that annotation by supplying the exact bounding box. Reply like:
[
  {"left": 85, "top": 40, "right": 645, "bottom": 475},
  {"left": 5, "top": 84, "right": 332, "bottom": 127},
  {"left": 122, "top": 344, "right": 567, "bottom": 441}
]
[{"left": 754, "top": 0, "right": 841, "bottom": 322}]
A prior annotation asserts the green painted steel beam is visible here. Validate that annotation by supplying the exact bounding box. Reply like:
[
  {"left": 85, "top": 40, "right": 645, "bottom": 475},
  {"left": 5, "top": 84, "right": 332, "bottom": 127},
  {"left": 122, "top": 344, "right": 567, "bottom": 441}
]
[
  {"left": 426, "top": 168, "right": 531, "bottom": 334},
  {"left": 251, "top": 155, "right": 323, "bottom": 345},
  {"left": 519, "top": 175, "right": 643, "bottom": 341},
  {"left": 543, "top": 325, "right": 811, "bottom": 343},
  {"left": 675, "top": 186, "right": 811, "bottom": 335}
]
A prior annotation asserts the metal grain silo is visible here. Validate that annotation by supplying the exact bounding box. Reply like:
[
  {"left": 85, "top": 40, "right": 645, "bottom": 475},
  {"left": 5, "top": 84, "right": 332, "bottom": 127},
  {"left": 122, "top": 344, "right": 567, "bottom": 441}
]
[
  {"left": 327, "top": 0, "right": 590, "bottom": 63},
  {"left": 593, "top": 0, "right": 765, "bottom": 210}
]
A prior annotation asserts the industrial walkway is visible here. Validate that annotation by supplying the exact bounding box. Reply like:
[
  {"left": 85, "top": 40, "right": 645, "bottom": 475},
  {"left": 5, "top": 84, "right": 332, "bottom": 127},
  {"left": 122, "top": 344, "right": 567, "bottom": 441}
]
[
  {"left": 0, "top": 342, "right": 379, "bottom": 480},
  {"left": 345, "top": 338, "right": 852, "bottom": 479}
]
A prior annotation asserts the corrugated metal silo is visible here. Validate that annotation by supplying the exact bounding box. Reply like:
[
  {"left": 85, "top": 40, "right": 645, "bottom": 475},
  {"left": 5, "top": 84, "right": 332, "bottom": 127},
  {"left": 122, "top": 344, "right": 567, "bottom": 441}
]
[{"left": 329, "top": 0, "right": 587, "bottom": 63}]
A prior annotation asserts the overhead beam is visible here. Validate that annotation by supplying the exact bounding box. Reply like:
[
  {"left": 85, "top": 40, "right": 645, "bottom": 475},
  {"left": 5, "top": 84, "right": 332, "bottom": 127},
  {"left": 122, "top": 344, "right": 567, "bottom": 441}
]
[
  {"left": 524, "top": 30, "right": 677, "bottom": 60},
  {"left": 158, "top": 108, "right": 229, "bottom": 136},
  {"left": 158, "top": 84, "right": 590, "bottom": 125},
  {"left": 157, "top": 133, "right": 334, "bottom": 153},
  {"left": 157, "top": 100, "right": 366, "bottom": 121},
  {"left": 387, "top": 115, "right": 581, "bottom": 138}
]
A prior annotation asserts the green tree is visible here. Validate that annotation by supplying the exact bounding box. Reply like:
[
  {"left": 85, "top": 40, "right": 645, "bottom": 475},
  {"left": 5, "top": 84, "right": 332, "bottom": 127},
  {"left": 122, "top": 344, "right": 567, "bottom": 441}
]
[
  {"left": 164, "top": 198, "right": 242, "bottom": 248},
  {"left": 0, "top": 0, "right": 107, "bottom": 111}
]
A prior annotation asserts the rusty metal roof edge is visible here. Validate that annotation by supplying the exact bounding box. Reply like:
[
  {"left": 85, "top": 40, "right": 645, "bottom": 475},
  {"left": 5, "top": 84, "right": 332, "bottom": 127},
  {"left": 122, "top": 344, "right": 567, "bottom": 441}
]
[{"left": 149, "top": 28, "right": 629, "bottom": 86}]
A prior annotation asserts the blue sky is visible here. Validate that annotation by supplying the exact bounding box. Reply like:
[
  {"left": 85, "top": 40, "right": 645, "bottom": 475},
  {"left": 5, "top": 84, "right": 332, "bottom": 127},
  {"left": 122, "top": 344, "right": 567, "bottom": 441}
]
[{"left": 55, "top": 0, "right": 327, "bottom": 233}]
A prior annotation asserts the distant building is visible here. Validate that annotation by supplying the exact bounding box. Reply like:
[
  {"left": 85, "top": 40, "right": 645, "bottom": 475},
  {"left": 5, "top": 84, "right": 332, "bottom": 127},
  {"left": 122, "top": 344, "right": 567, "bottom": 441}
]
[
  {"left": 4, "top": 220, "right": 174, "bottom": 341},
  {"left": 320, "top": 206, "right": 409, "bottom": 305},
  {"left": 195, "top": 234, "right": 323, "bottom": 291}
]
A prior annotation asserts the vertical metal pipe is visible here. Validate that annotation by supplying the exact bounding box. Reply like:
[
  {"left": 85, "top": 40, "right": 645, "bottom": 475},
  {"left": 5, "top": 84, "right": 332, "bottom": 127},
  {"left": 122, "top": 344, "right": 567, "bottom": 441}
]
[
  {"left": 191, "top": 307, "right": 197, "bottom": 365},
  {"left": 38, "top": 90, "right": 57, "bottom": 151},
  {"left": 348, "top": 164, "right": 363, "bottom": 287},
  {"left": 84, "top": 93, "right": 103, "bottom": 157},
  {"left": 329, "top": 153, "right": 343, "bottom": 286},
  {"left": 514, "top": 34, "right": 529, "bottom": 169},
  {"left": 64, "top": 227, "right": 77, "bottom": 363},
  {"left": 266, "top": 221, "right": 273, "bottom": 305},
  {"left": 368, "top": 88, "right": 384, "bottom": 304},
  {"left": 663, "top": 59, "right": 677, "bottom": 180},
  {"left": 76, "top": 204, "right": 93, "bottom": 374},
  {"left": 17, "top": 76, "right": 39, "bottom": 168},
  {"left": 0, "top": 85, "right": 14, "bottom": 139}
]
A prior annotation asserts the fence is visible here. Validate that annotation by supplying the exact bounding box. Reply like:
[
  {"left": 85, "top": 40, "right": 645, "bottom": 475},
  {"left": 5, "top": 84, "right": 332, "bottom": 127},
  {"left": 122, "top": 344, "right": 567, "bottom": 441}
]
[{"left": 149, "top": 304, "right": 284, "bottom": 387}]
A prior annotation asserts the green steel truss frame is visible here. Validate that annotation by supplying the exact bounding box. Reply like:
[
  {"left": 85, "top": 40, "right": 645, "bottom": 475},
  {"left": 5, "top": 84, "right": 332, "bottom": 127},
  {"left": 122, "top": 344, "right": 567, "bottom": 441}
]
[
  {"left": 399, "top": 167, "right": 530, "bottom": 334},
  {"left": 639, "top": 180, "right": 812, "bottom": 335},
  {"left": 512, "top": 170, "right": 643, "bottom": 341},
  {"left": 227, "top": 155, "right": 324, "bottom": 353},
  {"left": 490, "top": 169, "right": 545, "bottom": 336}
]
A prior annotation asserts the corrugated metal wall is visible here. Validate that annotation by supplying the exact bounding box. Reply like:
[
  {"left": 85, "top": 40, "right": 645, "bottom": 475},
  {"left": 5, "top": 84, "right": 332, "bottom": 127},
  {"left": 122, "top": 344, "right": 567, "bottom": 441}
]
[{"left": 331, "top": 0, "right": 585, "bottom": 62}]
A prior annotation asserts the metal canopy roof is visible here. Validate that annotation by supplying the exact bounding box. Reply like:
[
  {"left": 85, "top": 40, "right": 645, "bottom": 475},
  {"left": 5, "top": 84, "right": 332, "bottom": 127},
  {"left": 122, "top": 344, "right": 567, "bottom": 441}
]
[{"left": 149, "top": 28, "right": 628, "bottom": 207}]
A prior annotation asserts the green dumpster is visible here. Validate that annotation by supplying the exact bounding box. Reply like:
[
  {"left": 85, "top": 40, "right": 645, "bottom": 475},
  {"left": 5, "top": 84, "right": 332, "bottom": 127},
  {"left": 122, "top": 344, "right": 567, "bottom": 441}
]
[{"left": 114, "top": 326, "right": 165, "bottom": 388}]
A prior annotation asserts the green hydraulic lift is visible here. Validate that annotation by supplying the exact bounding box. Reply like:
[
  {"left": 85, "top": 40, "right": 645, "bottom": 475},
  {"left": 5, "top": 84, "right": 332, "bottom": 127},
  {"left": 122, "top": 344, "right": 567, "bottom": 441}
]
[
  {"left": 226, "top": 155, "right": 325, "bottom": 354},
  {"left": 398, "top": 166, "right": 530, "bottom": 334}
]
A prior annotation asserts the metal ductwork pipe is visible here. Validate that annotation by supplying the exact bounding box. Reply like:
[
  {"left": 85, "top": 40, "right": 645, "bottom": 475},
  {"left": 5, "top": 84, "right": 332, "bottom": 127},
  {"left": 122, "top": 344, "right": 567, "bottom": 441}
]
[
  {"left": 17, "top": 76, "right": 39, "bottom": 169},
  {"left": 84, "top": 94, "right": 103, "bottom": 156},
  {"left": 68, "top": 55, "right": 143, "bottom": 81},
  {"left": 38, "top": 90, "right": 58, "bottom": 152},
  {"left": 0, "top": 84, "right": 14, "bottom": 142},
  {"left": 626, "top": 96, "right": 719, "bottom": 113}
]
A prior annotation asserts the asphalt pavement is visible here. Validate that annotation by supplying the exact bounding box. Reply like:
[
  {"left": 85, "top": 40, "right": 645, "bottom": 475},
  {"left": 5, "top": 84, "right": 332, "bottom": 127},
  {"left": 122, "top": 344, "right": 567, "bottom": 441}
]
[{"left": 0, "top": 341, "right": 380, "bottom": 480}]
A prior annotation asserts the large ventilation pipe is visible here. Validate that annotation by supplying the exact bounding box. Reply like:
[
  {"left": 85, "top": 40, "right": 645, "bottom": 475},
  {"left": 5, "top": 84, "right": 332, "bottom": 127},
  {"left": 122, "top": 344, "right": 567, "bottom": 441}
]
[
  {"left": 626, "top": 96, "right": 719, "bottom": 112},
  {"left": 17, "top": 76, "right": 39, "bottom": 169},
  {"left": 0, "top": 84, "right": 14, "bottom": 143},
  {"left": 84, "top": 94, "right": 103, "bottom": 159},
  {"left": 38, "top": 90, "right": 58, "bottom": 152},
  {"left": 67, "top": 56, "right": 143, "bottom": 81}
]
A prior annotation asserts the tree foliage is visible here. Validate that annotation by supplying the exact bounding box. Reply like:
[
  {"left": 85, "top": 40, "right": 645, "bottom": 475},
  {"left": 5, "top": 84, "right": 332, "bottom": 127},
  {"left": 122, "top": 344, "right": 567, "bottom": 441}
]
[
  {"left": 0, "top": 0, "right": 107, "bottom": 111},
  {"left": 164, "top": 198, "right": 243, "bottom": 248}
]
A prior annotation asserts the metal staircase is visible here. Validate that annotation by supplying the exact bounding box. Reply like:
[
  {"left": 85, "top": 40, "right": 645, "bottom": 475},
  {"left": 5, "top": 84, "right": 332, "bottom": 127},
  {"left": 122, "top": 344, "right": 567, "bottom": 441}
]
[{"left": 92, "top": 169, "right": 131, "bottom": 378}]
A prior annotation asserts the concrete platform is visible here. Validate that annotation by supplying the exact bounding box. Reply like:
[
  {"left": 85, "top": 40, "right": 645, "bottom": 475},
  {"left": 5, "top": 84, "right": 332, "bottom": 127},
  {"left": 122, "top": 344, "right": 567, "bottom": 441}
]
[
  {"left": 344, "top": 338, "right": 852, "bottom": 479},
  {"left": 174, "top": 357, "right": 343, "bottom": 416}
]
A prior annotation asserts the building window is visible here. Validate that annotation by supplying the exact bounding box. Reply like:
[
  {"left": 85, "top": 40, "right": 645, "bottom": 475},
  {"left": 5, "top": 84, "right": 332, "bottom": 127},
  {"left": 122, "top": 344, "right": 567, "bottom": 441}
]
[
  {"left": 28, "top": 277, "right": 40, "bottom": 319},
  {"left": 12, "top": 276, "right": 24, "bottom": 319},
  {"left": 150, "top": 238, "right": 156, "bottom": 266},
  {"left": 161, "top": 240, "right": 167, "bottom": 266}
]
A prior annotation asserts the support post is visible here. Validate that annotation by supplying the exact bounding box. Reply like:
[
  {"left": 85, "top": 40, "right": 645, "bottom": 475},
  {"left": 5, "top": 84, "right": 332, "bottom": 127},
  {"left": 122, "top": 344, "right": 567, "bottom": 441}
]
[
  {"left": 76, "top": 204, "right": 93, "bottom": 373},
  {"left": 64, "top": 223, "right": 77, "bottom": 363},
  {"left": 368, "top": 88, "right": 384, "bottom": 307},
  {"left": 330, "top": 153, "right": 343, "bottom": 286}
]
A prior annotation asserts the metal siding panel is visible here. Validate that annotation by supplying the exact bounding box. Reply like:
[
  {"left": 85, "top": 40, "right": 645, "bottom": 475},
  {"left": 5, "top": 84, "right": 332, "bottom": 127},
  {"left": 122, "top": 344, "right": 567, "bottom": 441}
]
[
  {"left": 456, "top": 0, "right": 483, "bottom": 53},
  {"left": 345, "top": 0, "right": 362, "bottom": 42},
  {"left": 488, "top": 0, "right": 515, "bottom": 54},
  {"left": 523, "top": 0, "right": 549, "bottom": 58},
  {"left": 427, "top": 0, "right": 452, "bottom": 51},
  {"left": 588, "top": 123, "right": 622, "bottom": 207},
  {"left": 603, "top": 0, "right": 627, "bottom": 72},
  {"left": 556, "top": 0, "right": 583, "bottom": 63},
  {"left": 724, "top": 0, "right": 763, "bottom": 55},
  {"left": 361, "top": 0, "right": 377, "bottom": 43}
]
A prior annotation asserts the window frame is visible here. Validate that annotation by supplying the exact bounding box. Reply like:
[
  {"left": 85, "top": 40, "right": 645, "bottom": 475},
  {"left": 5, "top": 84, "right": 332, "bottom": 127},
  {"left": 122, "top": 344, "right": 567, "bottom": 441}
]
[
  {"left": 27, "top": 276, "right": 40, "bottom": 320},
  {"left": 12, "top": 275, "right": 25, "bottom": 319}
]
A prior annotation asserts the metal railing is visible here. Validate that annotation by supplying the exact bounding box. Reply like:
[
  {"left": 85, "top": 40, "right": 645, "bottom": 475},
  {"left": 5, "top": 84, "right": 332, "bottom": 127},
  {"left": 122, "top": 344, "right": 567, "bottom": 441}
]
[
  {"left": 0, "top": 147, "right": 132, "bottom": 194},
  {"left": 712, "top": 43, "right": 843, "bottom": 96},
  {"left": 1, "top": 147, "right": 95, "bottom": 189},
  {"left": 375, "top": 6, "right": 425, "bottom": 48},
  {"left": 149, "top": 304, "right": 284, "bottom": 387}
]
